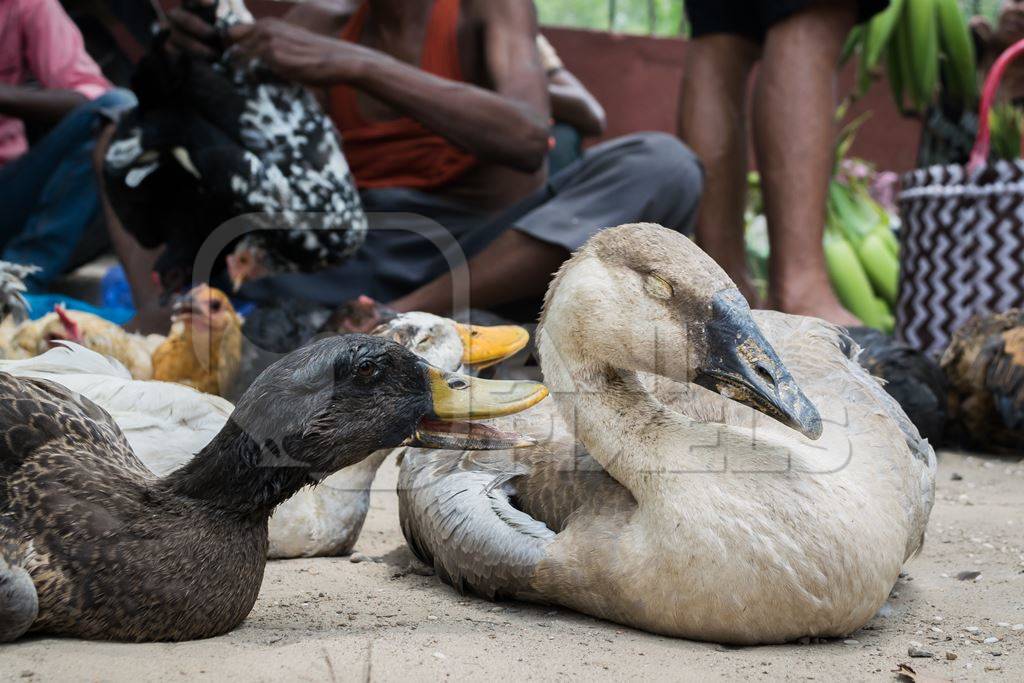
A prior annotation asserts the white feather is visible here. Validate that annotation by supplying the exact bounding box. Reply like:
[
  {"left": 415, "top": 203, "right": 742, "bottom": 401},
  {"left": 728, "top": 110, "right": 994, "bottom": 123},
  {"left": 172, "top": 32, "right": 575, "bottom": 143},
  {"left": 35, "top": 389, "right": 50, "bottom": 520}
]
[{"left": 0, "top": 343, "right": 231, "bottom": 475}]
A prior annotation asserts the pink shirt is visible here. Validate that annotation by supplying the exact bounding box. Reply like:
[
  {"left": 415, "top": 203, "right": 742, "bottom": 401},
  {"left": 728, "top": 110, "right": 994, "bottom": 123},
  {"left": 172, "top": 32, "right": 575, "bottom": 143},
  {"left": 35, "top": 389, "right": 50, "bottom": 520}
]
[{"left": 0, "top": 0, "right": 112, "bottom": 166}]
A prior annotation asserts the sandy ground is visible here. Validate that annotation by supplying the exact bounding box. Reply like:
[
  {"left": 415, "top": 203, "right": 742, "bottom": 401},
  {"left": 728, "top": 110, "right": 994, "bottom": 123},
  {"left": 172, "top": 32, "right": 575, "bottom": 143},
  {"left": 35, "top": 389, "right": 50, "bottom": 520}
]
[{"left": 3, "top": 449, "right": 1022, "bottom": 682}]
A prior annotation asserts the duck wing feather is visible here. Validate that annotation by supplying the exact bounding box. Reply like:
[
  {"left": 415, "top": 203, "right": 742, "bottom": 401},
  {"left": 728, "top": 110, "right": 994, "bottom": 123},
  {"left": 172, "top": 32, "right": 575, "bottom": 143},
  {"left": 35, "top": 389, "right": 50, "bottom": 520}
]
[{"left": 398, "top": 449, "right": 556, "bottom": 602}]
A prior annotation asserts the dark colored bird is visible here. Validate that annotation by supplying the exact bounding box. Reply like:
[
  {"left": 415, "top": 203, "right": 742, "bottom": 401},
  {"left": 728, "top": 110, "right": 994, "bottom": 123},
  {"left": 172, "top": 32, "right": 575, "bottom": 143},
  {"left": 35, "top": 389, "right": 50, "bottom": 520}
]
[
  {"left": 103, "top": 0, "right": 366, "bottom": 297},
  {"left": 0, "top": 335, "right": 545, "bottom": 642},
  {"left": 845, "top": 326, "right": 947, "bottom": 446},
  {"left": 941, "top": 309, "right": 1024, "bottom": 452},
  {"left": 230, "top": 296, "right": 396, "bottom": 400}
]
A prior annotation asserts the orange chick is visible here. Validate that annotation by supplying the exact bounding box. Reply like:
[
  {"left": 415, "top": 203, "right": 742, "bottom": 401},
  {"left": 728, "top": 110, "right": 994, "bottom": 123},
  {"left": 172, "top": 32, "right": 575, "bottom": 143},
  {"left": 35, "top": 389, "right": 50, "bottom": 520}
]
[{"left": 152, "top": 285, "right": 243, "bottom": 396}]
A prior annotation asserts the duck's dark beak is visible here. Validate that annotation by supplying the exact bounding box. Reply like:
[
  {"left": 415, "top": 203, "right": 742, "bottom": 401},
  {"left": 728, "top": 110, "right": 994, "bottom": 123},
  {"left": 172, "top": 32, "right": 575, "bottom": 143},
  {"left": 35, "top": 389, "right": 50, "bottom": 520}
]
[
  {"left": 407, "top": 366, "right": 548, "bottom": 450},
  {"left": 693, "top": 290, "right": 822, "bottom": 440},
  {"left": 454, "top": 323, "right": 530, "bottom": 369}
]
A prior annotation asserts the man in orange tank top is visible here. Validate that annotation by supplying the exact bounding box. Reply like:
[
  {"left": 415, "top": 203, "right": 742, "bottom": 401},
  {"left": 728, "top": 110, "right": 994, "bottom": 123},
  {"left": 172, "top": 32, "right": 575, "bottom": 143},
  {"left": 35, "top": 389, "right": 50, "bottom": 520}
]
[{"left": 168, "top": 0, "right": 702, "bottom": 320}]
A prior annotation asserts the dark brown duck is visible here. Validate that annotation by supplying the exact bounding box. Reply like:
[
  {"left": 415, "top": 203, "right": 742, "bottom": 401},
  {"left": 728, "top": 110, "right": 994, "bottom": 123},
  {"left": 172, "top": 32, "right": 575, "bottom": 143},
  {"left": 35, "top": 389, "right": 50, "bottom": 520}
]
[{"left": 0, "top": 335, "right": 546, "bottom": 642}]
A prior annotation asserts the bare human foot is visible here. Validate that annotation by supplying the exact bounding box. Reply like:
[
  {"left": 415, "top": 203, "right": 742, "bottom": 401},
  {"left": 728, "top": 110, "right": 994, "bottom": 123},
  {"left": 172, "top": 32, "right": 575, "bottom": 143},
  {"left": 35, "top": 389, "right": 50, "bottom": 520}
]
[{"left": 769, "top": 282, "right": 862, "bottom": 328}]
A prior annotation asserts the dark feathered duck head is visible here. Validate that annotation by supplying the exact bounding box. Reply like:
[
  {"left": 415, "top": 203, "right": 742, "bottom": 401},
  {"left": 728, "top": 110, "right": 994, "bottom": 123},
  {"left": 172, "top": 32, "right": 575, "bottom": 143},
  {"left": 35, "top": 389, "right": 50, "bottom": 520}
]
[{"left": 228, "top": 335, "right": 548, "bottom": 478}]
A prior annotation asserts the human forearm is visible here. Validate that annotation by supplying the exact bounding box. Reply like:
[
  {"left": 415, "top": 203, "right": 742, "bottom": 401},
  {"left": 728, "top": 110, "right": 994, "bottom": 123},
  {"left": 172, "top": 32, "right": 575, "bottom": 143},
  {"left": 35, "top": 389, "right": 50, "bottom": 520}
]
[
  {"left": 0, "top": 84, "right": 86, "bottom": 126},
  {"left": 549, "top": 81, "right": 606, "bottom": 137},
  {"left": 227, "top": 17, "right": 550, "bottom": 172},
  {"left": 348, "top": 48, "right": 549, "bottom": 171}
]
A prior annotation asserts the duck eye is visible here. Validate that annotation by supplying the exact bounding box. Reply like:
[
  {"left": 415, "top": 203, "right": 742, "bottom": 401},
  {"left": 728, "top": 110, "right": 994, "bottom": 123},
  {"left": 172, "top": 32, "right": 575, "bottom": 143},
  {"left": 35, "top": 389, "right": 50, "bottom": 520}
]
[
  {"left": 447, "top": 377, "right": 469, "bottom": 390},
  {"left": 644, "top": 274, "right": 674, "bottom": 300},
  {"left": 355, "top": 360, "right": 378, "bottom": 379}
]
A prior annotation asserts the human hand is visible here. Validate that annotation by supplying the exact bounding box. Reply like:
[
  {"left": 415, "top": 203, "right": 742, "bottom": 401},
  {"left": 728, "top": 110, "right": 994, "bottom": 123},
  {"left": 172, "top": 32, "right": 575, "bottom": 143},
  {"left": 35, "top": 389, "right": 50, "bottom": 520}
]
[
  {"left": 165, "top": 6, "right": 222, "bottom": 60},
  {"left": 226, "top": 19, "right": 360, "bottom": 85},
  {"left": 322, "top": 296, "right": 398, "bottom": 334}
]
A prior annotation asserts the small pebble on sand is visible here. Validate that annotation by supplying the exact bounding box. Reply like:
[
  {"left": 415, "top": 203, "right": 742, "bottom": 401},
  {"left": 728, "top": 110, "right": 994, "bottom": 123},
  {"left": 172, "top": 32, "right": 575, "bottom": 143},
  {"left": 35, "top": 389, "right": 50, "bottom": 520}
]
[
  {"left": 965, "top": 626, "right": 980, "bottom": 633},
  {"left": 908, "top": 642, "right": 934, "bottom": 658},
  {"left": 945, "top": 652, "right": 958, "bottom": 661},
  {"left": 983, "top": 637, "right": 999, "bottom": 644}
]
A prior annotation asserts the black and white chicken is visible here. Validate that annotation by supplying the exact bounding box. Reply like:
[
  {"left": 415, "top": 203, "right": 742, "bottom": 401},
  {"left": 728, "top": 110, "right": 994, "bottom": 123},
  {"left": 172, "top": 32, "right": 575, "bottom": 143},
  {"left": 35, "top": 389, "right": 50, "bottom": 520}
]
[{"left": 103, "top": 0, "right": 366, "bottom": 296}]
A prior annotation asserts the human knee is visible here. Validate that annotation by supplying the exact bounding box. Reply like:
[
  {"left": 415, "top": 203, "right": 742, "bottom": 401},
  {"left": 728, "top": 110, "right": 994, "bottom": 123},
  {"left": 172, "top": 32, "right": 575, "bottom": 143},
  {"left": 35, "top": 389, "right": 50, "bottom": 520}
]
[
  {"left": 624, "top": 132, "right": 704, "bottom": 201},
  {"left": 83, "top": 88, "right": 138, "bottom": 116}
]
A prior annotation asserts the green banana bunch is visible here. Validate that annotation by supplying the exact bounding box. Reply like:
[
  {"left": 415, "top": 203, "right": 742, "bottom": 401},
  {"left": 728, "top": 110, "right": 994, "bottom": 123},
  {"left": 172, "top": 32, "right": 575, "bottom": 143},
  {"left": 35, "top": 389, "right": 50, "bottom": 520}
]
[
  {"left": 850, "top": 0, "right": 977, "bottom": 112},
  {"left": 742, "top": 176, "right": 900, "bottom": 332},
  {"left": 824, "top": 224, "right": 895, "bottom": 332},
  {"left": 824, "top": 179, "right": 900, "bottom": 332},
  {"left": 936, "top": 0, "right": 978, "bottom": 109}
]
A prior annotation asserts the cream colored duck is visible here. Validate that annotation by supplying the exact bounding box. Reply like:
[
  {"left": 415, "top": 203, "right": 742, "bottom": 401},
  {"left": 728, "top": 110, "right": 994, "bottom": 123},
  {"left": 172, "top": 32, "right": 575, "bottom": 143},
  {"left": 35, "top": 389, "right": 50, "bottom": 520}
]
[
  {"left": 399, "top": 223, "right": 936, "bottom": 645},
  {"left": 0, "top": 312, "right": 528, "bottom": 559}
]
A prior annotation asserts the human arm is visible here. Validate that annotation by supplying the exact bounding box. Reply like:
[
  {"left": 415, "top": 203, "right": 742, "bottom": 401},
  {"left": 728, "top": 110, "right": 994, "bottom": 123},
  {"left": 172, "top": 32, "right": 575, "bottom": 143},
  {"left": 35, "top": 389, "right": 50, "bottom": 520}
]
[
  {"left": 226, "top": 0, "right": 550, "bottom": 171},
  {"left": 92, "top": 124, "right": 169, "bottom": 334},
  {"left": 0, "top": 0, "right": 110, "bottom": 126},
  {"left": 548, "top": 69, "right": 607, "bottom": 138},
  {"left": 0, "top": 85, "right": 85, "bottom": 126}
]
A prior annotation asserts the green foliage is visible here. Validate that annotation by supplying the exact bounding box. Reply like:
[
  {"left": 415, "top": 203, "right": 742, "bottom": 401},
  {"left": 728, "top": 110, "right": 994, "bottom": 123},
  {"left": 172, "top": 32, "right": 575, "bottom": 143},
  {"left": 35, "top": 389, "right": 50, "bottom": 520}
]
[
  {"left": 535, "top": 0, "right": 687, "bottom": 37},
  {"left": 989, "top": 102, "right": 1024, "bottom": 160},
  {"left": 964, "top": 0, "right": 1002, "bottom": 23}
]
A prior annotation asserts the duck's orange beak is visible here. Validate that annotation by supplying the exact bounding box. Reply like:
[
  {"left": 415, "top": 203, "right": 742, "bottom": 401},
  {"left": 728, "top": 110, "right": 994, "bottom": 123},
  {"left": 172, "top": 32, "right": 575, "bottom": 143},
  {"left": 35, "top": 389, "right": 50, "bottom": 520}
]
[{"left": 454, "top": 324, "right": 530, "bottom": 369}]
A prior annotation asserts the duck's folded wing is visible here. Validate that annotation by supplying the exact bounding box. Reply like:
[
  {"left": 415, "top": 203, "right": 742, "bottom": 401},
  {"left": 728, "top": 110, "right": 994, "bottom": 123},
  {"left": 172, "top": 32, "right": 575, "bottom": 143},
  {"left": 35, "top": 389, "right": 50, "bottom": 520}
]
[
  {"left": 0, "top": 373, "right": 149, "bottom": 481},
  {"left": 1, "top": 344, "right": 232, "bottom": 476},
  {"left": 398, "top": 450, "right": 555, "bottom": 602}
]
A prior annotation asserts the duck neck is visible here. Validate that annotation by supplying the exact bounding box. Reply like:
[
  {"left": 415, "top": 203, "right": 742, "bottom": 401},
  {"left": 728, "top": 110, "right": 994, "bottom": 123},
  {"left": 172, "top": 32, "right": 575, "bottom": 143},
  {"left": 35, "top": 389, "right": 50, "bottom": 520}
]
[
  {"left": 163, "top": 419, "right": 319, "bottom": 519},
  {"left": 537, "top": 327, "right": 725, "bottom": 507}
]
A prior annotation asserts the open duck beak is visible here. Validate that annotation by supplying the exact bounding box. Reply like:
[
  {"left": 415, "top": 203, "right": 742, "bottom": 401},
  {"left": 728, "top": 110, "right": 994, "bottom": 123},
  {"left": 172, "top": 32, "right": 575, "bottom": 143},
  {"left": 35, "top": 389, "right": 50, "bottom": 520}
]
[
  {"left": 693, "top": 290, "right": 822, "bottom": 440},
  {"left": 454, "top": 323, "right": 530, "bottom": 369},
  {"left": 408, "top": 365, "right": 549, "bottom": 450}
]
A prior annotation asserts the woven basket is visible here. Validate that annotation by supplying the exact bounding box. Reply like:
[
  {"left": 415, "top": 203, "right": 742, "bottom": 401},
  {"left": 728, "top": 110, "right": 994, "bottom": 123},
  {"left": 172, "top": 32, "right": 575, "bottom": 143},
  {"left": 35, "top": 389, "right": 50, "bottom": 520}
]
[{"left": 896, "top": 39, "right": 1024, "bottom": 355}]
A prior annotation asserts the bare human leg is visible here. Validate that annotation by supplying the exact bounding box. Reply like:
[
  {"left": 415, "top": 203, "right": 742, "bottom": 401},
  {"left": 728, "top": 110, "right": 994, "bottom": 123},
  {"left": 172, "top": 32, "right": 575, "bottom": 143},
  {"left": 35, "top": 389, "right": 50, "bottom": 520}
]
[
  {"left": 754, "top": 1, "right": 861, "bottom": 326},
  {"left": 678, "top": 34, "right": 762, "bottom": 306},
  {"left": 92, "top": 124, "right": 171, "bottom": 334}
]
